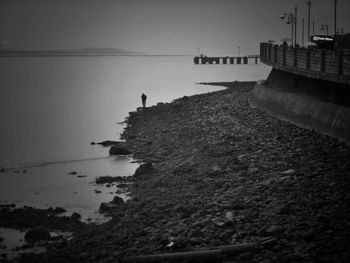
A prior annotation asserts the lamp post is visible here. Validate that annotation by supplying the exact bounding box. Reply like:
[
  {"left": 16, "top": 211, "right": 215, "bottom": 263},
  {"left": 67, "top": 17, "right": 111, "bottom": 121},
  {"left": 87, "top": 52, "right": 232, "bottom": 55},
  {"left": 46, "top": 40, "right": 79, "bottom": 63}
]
[
  {"left": 334, "top": 0, "right": 337, "bottom": 35},
  {"left": 312, "top": 20, "right": 315, "bottom": 34},
  {"left": 321, "top": 24, "right": 329, "bottom": 35},
  {"left": 306, "top": 1, "right": 312, "bottom": 40},
  {"left": 281, "top": 12, "right": 295, "bottom": 46},
  {"left": 302, "top": 18, "right": 305, "bottom": 46},
  {"left": 294, "top": 5, "right": 298, "bottom": 46}
]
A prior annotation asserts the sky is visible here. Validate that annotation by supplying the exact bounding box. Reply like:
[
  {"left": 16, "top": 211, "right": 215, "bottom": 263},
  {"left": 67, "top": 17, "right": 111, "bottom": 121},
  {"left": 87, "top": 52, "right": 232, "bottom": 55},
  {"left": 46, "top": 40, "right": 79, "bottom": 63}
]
[{"left": 0, "top": 0, "right": 349, "bottom": 55}]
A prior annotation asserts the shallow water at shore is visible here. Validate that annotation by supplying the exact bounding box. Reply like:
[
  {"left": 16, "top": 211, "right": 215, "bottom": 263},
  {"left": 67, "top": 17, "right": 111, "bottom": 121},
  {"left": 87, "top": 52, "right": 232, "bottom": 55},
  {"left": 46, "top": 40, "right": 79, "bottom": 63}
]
[
  {"left": 0, "top": 227, "right": 73, "bottom": 260},
  {"left": 0, "top": 155, "right": 138, "bottom": 223}
]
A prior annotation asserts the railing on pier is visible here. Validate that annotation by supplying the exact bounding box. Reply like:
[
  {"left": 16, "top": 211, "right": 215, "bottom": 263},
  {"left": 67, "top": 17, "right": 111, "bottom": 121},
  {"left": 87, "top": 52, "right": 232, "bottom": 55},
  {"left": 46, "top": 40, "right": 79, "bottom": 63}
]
[
  {"left": 194, "top": 55, "right": 259, "bottom": 65},
  {"left": 260, "top": 42, "right": 350, "bottom": 85}
]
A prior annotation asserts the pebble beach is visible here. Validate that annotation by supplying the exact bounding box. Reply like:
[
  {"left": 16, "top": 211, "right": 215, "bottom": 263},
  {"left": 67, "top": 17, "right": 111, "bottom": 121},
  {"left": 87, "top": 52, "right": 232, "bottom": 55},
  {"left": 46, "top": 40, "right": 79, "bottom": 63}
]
[{"left": 3, "top": 81, "right": 350, "bottom": 263}]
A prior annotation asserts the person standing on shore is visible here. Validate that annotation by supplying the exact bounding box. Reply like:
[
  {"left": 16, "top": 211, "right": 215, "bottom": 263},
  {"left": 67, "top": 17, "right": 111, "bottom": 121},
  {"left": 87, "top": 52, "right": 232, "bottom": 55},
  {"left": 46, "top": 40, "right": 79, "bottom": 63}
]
[{"left": 141, "top": 93, "right": 147, "bottom": 108}]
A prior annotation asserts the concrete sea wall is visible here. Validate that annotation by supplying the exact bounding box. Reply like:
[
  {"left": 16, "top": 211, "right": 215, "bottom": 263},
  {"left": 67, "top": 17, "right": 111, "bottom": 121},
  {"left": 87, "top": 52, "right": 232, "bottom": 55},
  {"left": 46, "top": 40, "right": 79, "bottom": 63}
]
[{"left": 250, "top": 69, "right": 350, "bottom": 144}]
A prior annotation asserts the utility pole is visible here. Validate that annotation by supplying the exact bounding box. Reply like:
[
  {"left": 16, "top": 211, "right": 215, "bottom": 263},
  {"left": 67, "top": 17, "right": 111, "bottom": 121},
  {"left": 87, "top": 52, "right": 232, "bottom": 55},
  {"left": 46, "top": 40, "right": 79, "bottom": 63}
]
[
  {"left": 306, "top": 1, "right": 312, "bottom": 41},
  {"left": 334, "top": 0, "right": 337, "bottom": 35},
  {"left": 292, "top": 18, "right": 294, "bottom": 47},
  {"left": 302, "top": 19, "right": 305, "bottom": 46},
  {"left": 294, "top": 5, "right": 298, "bottom": 46}
]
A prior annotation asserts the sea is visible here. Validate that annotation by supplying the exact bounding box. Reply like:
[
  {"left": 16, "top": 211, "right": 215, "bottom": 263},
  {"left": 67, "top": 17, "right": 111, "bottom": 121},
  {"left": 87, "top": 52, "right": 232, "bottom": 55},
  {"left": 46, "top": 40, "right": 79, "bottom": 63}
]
[{"left": 0, "top": 55, "right": 271, "bottom": 223}]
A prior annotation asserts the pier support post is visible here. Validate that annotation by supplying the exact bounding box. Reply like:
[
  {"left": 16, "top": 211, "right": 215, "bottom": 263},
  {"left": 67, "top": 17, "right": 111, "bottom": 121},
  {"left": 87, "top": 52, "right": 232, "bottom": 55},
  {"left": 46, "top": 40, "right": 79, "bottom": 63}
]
[
  {"left": 243, "top": 57, "right": 248, "bottom": 64},
  {"left": 237, "top": 57, "right": 241, "bottom": 64}
]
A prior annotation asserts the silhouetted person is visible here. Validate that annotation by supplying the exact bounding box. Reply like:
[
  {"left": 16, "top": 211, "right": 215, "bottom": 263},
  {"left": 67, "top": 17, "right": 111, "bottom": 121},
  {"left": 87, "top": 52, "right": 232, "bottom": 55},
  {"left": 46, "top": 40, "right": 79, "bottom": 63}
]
[
  {"left": 141, "top": 93, "right": 147, "bottom": 108},
  {"left": 282, "top": 41, "right": 288, "bottom": 47}
]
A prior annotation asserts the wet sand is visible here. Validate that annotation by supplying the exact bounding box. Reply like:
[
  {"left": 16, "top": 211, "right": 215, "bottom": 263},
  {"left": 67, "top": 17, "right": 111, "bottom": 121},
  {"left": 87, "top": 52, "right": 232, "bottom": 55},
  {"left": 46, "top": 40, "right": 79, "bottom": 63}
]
[{"left": 7, "top": 81, "right": 350, "bottom": 262}]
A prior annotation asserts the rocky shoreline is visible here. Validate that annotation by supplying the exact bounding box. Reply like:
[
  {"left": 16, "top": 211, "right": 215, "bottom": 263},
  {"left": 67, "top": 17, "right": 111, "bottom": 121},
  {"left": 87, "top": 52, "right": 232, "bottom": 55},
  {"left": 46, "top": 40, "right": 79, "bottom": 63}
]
[{"left": 4, "top": 81, "right": 350, "bottom": 262}]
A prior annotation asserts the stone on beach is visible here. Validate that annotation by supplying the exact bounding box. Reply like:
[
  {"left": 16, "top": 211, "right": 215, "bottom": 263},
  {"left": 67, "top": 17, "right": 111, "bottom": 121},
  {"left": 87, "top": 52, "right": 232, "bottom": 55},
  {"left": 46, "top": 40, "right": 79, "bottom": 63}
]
[
  {"left": 47, "top": 207, "right": 66, "bottom": 214},
  {"left": 71, "top": 212, "right": 81, "bottom": 220},
  {"left": 24, "top": 227, "right": 51, "bottom": 242},
  {"left": 109, "top": 144, "right": 132, "bottom": 155},
  {"left": 99, "top": 196, "right": 125, "bottom": 212},
  {"left": 134, "top": 162, "right": 155, "bottom": 176},
  {"left": 95, "top": 175, "right": 133, "bottom": 184},
  {"left": 0, "top": 204, "right": 16, "bottom": 208},
  {"left": 97, "top": 140, "right": 121, "bottom": 146}
]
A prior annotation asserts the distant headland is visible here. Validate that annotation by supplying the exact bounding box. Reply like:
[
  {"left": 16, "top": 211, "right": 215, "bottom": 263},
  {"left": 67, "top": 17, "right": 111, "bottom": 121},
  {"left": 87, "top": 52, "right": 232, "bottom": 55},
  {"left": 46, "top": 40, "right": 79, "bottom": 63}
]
[{"left": 0, "top": 48, "right": 189, "bottom": 57}]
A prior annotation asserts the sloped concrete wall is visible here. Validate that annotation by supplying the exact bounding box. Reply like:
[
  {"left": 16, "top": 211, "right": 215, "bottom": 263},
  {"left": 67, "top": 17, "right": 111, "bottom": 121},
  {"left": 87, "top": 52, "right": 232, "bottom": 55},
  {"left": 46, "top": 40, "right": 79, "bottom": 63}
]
[{"left": 250, "top": 69, "right": 350, "bottom": 144}]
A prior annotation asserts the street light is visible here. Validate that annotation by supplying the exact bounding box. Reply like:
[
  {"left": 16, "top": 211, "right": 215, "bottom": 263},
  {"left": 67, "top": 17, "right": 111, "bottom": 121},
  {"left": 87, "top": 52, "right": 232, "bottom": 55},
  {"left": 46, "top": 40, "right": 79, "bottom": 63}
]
[
  {"left": 334, "top": 0, "right": 337, "bottom": 35},
  {"left": 321, "top": 24, "right": 329, "bottom": 35},
  {"left": 281, "top": 12, "right": 295, "bottom": 46}
]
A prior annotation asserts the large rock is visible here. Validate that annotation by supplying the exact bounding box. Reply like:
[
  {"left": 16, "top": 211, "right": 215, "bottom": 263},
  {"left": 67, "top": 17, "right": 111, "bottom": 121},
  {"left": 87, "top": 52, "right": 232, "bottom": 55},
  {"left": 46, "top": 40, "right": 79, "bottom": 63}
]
[
  {"left": 111, "top": 196, "right": 124, "bottom": 205},
  {"left": 100, "top": 196, "right": 125, "bottom": 212},
  {"left": 24, "top": 227, "right": 50, "bottom": 242},
  {"left": 95, "top": 175, "right": 133, "bottom": 184},
  {"left": 134, "top": 162, "right": 155, "bottom": 176},
  {"left": 47, "top": 207, "right": 66, "bottom": 214},
  {"left": 109, "top": 144, "right": 132, "bottom": 155},
  {"left": 97, "top": 140, "right": 121, "bottom": 147},
  {"left": 95, "top": 176, "right": 122, "bottom": 184},
  {"left": 0, "top": 203, "right": 16, "bottom": 208},
  {"left": 71, "top": 212, "right": 82, "bottom": 220},
  {"left": 99, "top": 202, "right": 116, "bottom": 211}
]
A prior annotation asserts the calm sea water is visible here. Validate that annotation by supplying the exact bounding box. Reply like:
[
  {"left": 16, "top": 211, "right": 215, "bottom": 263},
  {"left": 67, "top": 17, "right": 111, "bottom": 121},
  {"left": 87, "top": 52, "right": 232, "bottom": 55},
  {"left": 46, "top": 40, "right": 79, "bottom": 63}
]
[{"left": 0, "top": 56, "right": 270, "bottom": 221}]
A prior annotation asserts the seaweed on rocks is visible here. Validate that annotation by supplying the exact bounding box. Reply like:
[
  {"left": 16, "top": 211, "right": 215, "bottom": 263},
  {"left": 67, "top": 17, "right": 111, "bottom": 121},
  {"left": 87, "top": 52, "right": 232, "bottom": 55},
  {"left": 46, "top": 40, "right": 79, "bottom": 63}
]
[{"left": 0, "top": 206, "right": 90, "bottom": 233}]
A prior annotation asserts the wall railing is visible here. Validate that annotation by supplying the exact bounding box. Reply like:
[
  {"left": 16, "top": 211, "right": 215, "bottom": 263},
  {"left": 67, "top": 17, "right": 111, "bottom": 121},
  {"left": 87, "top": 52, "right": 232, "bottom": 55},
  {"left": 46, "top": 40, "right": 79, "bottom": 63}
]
[{"left": 260, "top": 43, "right": 350, "bottom": 85}]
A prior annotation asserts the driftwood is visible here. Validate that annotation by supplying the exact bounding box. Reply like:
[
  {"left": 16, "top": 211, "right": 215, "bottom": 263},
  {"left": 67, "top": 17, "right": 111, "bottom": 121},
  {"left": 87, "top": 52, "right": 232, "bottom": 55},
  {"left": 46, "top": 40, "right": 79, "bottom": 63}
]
[
  {"left": 127, "top": 249, "right": 222, "bottom": 263},
  {"left": 126, "top": 240, "right": 275, "bottom": 262}
]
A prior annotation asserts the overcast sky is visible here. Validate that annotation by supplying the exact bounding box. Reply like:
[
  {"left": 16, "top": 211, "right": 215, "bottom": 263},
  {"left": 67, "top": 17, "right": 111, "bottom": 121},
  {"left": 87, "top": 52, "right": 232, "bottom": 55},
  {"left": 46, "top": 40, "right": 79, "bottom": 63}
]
[{"left": 1, "top": 0, "right": 349, "bottom": 55}]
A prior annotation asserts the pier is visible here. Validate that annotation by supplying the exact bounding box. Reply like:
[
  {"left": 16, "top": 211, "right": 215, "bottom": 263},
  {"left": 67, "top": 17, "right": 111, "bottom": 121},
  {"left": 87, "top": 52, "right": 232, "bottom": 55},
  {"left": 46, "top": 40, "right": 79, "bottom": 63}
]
[{"left": 194, "top": 55, "right": 259, "bottom": 65}]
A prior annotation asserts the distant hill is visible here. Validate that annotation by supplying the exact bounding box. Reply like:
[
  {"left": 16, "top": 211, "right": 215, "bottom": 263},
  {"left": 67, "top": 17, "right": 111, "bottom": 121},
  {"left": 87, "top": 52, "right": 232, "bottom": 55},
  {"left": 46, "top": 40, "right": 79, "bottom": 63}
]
[
  {"left": 82, "top": 47, "right": 145, "bottom": 55},
  {"left": 0, "top": 47, "right": 146, "bottom": 56}
]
